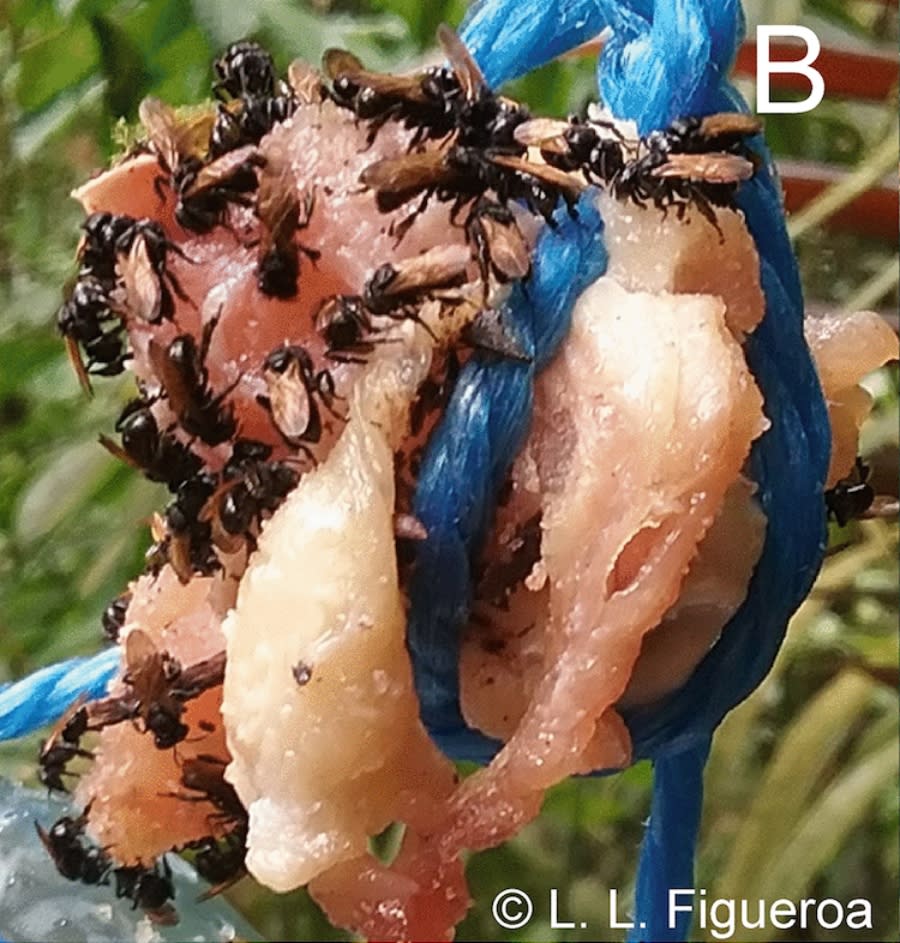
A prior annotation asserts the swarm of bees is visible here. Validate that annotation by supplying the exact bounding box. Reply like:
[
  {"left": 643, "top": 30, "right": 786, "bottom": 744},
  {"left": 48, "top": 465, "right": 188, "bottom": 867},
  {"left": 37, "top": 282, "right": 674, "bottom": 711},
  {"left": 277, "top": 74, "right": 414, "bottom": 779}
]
[
  {"left": 34, "top": 807, "right": 179, "bottom": 924},
  {"left": 35, "top": 635, "right": 231, "bottom": 922},
  {"left": 46, "top": 27, "right": 774, "bottom": 923}
]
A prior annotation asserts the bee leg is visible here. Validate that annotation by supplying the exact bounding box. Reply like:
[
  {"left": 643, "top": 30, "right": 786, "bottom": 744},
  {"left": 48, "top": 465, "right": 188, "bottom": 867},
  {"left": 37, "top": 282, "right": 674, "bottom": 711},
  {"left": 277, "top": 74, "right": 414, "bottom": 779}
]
[
  {"left": 390, "top": 189, "right": 433, "bottom": 247},
  {"left": 298, "top": 243, "right": 321, "bottom": 265},
  {"left": 152, "top": 174, "right": 169, "bottom": 205}
]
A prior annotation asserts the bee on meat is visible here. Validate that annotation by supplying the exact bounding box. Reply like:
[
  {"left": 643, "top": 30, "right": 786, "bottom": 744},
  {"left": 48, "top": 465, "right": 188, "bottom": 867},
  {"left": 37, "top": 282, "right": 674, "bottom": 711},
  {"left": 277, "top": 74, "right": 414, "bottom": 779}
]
[
  {"left": 192, "top": 829, "right": 248, "bottom": 901},
  {"left": 38, "top": 700, "right": 92, "bottom": 794},
  {"left": 613, "top": 112, "right": 761, "bottom": 230},
  {"left": 174, "top": 753, "right": 248, "bottom": 897},
  {"left": 122, "top": 629, "right": 190, "bottom": 749},
  {"left": 825, "top": 457, "right": 876, "bottom": 527},
  {"left": 517, "top": 111, "right": 760, "bottom": 230},
  {"left": 209, "top": 43, "right": 310, "bottom": 158},
  {"left": 213, "top": 40, "right": 277, "bottom": 101},
  {"left": 35, "top": 807, "right": 112, "bottom": 886},
  {"left": 57, "top": 277, "right": 129, "bottom": 393},
  {"left": 664, "top": 113, "right": 763, "bottom": 155},
  {"left": 363, "top": 243, "right": 471, "bottom": 317},
  {"left": 156, "top": 472, "right": 222, "bottom": 582},
  {"left": 359, "top": 148, "right": 454, "bottom": 216},
  {"left": 101, "top": 590, "right": 132, "bottom": 642},
  {"left": 256, "top": 143, "right": 320, "bottom": 298},
  {"left": 113, "top": 857, "right": 177, "bottom": 925},
  {"left": 209, "top": 92, "right": 298, "bottom": 158},
  {"left": 360, "top": 142, "right": 584, "bottom": 236},
  {"left": 213, "top": 440, "right": 300, "bottom": 549},
  {"left": 432, "top": 22, "right": 530, "bottom": 152},
  {"left": 115, "top": 219, "right": 194, "bottom": 324},
  {"left": 148, "top": 314, "right": 238, "bottom": 446},
  {"left": 78, "top": 214, "right": 192, "bottom": 316},
  {"left": 314, "top": 295, "right": 381, "bottom": 363},
  {"left": 177, "top": 753, "right": 245, "bottom": 826},
  {"left": 323, "top": 47, "right": 451, "bottom": 147},
  {"left": 100, "top": 399, "right": 202, "bottom": 491},
  {"left": 464, "top": 197, "right": 531, "bottom": 291},
  {"left": 139, "top": 97, "right": 264, "bottom": 233},
  {"left": 514, "top": 115, "right": 628, "bottom": 184},
  {"left": 78, "top": 212, "right": 141, "bottom": 282},
  {"left": 324, "top": 24, "right": 528, "bottom": 152},
  {"left": 257, "top": 345, "right": 342, "bottom": 456}
]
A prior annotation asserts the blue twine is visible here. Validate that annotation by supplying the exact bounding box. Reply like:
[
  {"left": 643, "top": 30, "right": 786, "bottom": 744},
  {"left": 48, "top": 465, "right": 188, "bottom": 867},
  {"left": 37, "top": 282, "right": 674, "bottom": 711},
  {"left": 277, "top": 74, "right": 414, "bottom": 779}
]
[
  {"left": 0, "top": 647, "right": 119, "bottom": 741},
  {"left": 408, "top": 195, "right": 608, "bottom": 762},
  {"left": 0, "top": 4, "right": 831, "bottom": 942}
]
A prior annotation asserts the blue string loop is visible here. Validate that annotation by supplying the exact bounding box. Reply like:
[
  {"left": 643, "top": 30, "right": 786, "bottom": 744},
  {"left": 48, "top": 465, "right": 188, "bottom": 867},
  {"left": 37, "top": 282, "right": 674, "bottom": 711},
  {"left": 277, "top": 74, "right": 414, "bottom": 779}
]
[{"left": 0, "top": 647, "right": 119, "bottom": 741}]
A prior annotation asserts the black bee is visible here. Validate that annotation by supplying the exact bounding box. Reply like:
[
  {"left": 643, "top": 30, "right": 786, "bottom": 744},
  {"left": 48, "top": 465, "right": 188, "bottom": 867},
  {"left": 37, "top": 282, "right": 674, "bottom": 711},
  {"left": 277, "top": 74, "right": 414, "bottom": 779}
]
[
  {"left": 515, "top": 115, "right": 628, "bottom": 183},
  {"left": 148, "top": 315, "right": 237, "bottom": 446},
  {"left": 100, "top": 399, "right": 203, "bottom": 491},
  {"left": 101, "top": 591, "right": 132, "bottom": 642},
  {"left": 78, "top": 214, "right": 191, "bottom": 317},
  {"left": 464, "top": 197, "right": 531, "bottom": 289},
  {"left": 178, "top": 754, "right": 245, "bottom": 825},
  {"left": 825, "top": 457, "right": 876, "bottom": 526},
  {"left": 57, "top": 277, "right": 129, "bottom": 393},
  {"left": 38, "top": 701, "right": 92, "bottom": 793},
  {"left": 113, "top": 857, "right": 177, "bottom": 925},
  {"left": 614, "top": 113, "right": 759, "bottom": 229},
  {"left": 315, "top": 295, "right": 379, "bottom": 363},
  {"left": 209, "top": 92, "right": 299, "bottom": 158},
  {"left": 115, "top": 219, "right": 194, "bottom": 324},
  {"left": 35, "top": 807, "right": 111, "bottom": 886},
  {"left": 175, "top": 753, "right": 248, "bottom": 898},
  {"left": 192, "top": 829, "right": 248, "bottom": 900},
  {"left": 517, "top": 111, "right": 760, "bottom": 230},
  {"left": 158, "top": 471, "right": 222, "bottom": 582},
  {"left": 324, "top": 24, "right": 529, "bottom": 152},
  {"left": 209, "top": 42, "right": 308, "bottom": 158},
  {"left": 122, "top": 629, "right": 190, "bottom": 749},
  {"left": 360, "top": 141, "right": 583, "bottom": 232},
  {"left": 213, "top": 40, "right": 278, "bottom": 101},
  {"left": 257, "top": 345, "right": 341, "bottom": 455},
  {"left": 256, "top": 142, "right": 319, "bottom": 298},
  {"left": 213, "top": 440, "right": 299, "bottom": 548},
  {"left": 363, "top": 243, "right": 471, "bottom": 316},
  {"left": 139, "top": 97, "right": 263, "bottom": 233},
  {"left": 78, "top": 212, "right": 141, "bottom": 281}
]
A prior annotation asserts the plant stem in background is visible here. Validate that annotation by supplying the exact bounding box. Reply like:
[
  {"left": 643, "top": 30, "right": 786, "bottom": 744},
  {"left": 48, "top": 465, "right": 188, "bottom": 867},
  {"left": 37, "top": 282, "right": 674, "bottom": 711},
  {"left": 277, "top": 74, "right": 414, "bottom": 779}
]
[
  {"left": 0, "top": 1, "right": 15, "bottom": 297},
  {"left": 787, "top": 129, "right": 898, "bottom": 242},
  {"left": 845, "top": 253, "right": 900, "bottom": 312}
]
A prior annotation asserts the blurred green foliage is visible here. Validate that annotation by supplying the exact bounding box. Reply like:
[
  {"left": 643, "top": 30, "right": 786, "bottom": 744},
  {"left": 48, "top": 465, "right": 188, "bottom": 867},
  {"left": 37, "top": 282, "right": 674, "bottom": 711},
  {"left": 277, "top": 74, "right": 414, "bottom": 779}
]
[{"left": 0, "top": 0, "right": 896, "bottom": 940}]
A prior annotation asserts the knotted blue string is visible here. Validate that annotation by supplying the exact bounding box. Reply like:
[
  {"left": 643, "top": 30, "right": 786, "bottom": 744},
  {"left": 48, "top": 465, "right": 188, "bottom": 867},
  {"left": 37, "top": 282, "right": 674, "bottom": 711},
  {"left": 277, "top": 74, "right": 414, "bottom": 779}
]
[
  {"left": 0, "top": 3, "right": 830, "bottom": 942},
  {"left": 408, "top": 196, "right": 608, "bottom": 763}
]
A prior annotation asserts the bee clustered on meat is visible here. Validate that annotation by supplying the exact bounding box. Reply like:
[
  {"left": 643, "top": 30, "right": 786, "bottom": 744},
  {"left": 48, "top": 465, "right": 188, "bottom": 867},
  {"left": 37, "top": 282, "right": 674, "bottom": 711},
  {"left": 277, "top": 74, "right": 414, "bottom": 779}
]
[{"left": 44, "top": 26, "right": 765, "bottom": 926}]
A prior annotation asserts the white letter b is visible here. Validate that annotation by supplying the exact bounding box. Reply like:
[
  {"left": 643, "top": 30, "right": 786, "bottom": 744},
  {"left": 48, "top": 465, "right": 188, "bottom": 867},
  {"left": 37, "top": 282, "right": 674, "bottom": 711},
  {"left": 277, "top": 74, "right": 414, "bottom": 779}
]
[{"left": 757, "top": 25, "right": 825, "bottom": 113}]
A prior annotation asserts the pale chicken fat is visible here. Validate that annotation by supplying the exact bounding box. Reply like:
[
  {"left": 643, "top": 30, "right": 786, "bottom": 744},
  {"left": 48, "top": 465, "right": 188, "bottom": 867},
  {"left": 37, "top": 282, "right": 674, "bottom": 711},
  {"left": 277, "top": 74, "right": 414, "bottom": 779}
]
[
  {"left": 804, "top": 310, "right": 898, "bottom": 486},
  {"left": 221, "top": 335, "right": 457, "bottom": 892},
  {"left": 461, "top": 196, "right": 768, "bottom": 738}
]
